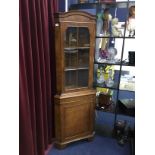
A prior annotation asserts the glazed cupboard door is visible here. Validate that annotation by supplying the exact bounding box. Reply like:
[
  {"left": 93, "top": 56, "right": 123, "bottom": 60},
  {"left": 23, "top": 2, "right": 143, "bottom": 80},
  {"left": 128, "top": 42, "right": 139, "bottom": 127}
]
[
  {"left": 54, "top": 11, "right": 96, "bottom": 94},
  {"left": 62, "top": 24, "right": 95, "bottom": 92},
  {"left": 64, "top": 27, "right": 89, "bottom": 90}
]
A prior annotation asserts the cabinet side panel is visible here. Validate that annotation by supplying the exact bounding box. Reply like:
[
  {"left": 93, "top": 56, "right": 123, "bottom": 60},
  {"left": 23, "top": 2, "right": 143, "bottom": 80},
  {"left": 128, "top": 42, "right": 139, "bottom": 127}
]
[
  {"left": 54, "top": 98, "right": 62, "bottom": 141},
  {"left": 88, "top": 23, "right": 96, "bottom": 88},
  {"left": 55, "top": 25, "right": 63, "bottom": 93}
]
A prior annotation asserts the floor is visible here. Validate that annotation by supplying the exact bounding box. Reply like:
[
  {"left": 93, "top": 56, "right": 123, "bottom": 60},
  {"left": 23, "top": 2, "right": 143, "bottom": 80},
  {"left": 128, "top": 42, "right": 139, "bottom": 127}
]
[
  {"left": 48, "top": 135, "right": 131, "bottom": 155},
  {"left": 48, "top": 111, "right": 134, "bottom": 155}
]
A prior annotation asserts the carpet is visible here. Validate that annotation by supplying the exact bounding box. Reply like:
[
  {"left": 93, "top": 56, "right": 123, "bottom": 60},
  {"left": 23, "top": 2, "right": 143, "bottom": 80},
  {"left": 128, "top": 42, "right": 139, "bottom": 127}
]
[
  {"left": 48, "top": 135, "right": 131, "bottom": 155},
  {"left": 48, "top": 111, "right": 134, "bottom": 155}
]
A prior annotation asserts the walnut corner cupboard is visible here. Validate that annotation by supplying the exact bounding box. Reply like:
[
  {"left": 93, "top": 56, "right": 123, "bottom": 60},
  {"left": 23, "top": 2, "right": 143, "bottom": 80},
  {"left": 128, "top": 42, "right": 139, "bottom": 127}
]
[{"left": 54, "top": 11, "right": 96, "bottom": 149}]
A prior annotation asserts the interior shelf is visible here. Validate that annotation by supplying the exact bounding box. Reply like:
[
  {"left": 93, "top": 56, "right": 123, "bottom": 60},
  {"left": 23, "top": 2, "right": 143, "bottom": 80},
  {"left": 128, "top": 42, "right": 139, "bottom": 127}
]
[
  {"left": 65, "top": 67, "right": 89, "bottom": 71},
  {"left": 64, "top": 47, "right": 90, "bottom": 50}
]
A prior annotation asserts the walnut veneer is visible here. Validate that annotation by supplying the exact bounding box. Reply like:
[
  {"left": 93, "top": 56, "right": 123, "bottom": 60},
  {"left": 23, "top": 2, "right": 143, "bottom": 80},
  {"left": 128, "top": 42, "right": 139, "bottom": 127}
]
[{"left": 54, "top": 11, "right": 96, "bottom": 149}]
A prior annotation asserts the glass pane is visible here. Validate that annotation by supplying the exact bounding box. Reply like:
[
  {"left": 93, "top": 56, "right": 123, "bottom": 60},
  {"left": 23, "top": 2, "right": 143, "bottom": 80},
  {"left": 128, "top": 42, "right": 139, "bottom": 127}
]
[
  {"left": 78, "top": 69, "right": 88, "bottom": 87},
  {"left": 64, "top": 27, "right": 77, "bottom": 48},
  {"left": 78, "top": 27, "right": 90, "bottom": 47},
  {"left": 64, "top": 27, "right": 90, "bottom": 90},
  {"left": 65, "top": 70, "right": 77, "bottom": 89},
  {"left": 78, "top": 49, "right": 89, "bottom": 68},
  {"left": 65, "top": 49, "right": 78, "bottom": 69}
]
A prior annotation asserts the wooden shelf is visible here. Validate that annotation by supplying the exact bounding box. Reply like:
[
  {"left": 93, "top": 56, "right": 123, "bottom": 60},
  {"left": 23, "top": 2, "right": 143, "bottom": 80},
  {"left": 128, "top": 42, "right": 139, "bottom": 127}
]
[
  {"left": 65, "top": 67, "right": 89, "bottom": 71},
  {"left": 64, "top": 47, "right": 90, "bottom": 50}
]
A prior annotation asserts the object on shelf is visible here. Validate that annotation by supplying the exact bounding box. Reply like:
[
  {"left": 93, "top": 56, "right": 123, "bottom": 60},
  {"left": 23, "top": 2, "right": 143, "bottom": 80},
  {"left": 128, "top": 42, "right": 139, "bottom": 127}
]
[
  {"left": 95, "top": 38, "right": 102, "bottom": 61},
  {"left": 97, "top": 65, "right": 113, "bottom": 84},
  {"left": 98, "top": 93, "right": 112, "bottom": 107},
  {"left": 96, "top": 30, "right": 118, "bottom": 62},
  {"left": 100, "top": 49, "right": 108, "bottom": 59},
  {"left": 126, "top": 5, "right": 135, "bottom": 37},
  {"left": 107, "top": 47, "right": 117, "bottom": 61},
  {"left": 96, "top": 66, "right": 117, "bottom": 89},
  {"left": 100, "top": 37, "right": 109, "bottom": 52},
  {"left": 96, "top": 37, "right": 109, "bottom": 62},
  {"left": 96, "top": 11, "right": 103, "bottom": 36},
  {"left": 97, "top": 47, "right": 118, "bottom": 63},
  {"left": 105, "top": 69, "right": 114, "bottom": 87},
  {"left": 102, "top": 8, "right": 112, "bottom": 36},
  {"left": 128, "top": 51, "right": 135, "bottom": 66},
  {"left": 106, "top": 80, "right": 114, "bottom": 87},
  {"left": 111, "top": 18, "right": 123, "bottom": 37},
  {"left": 97, "top": 67, "right": 105, "bottom": 84}
]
